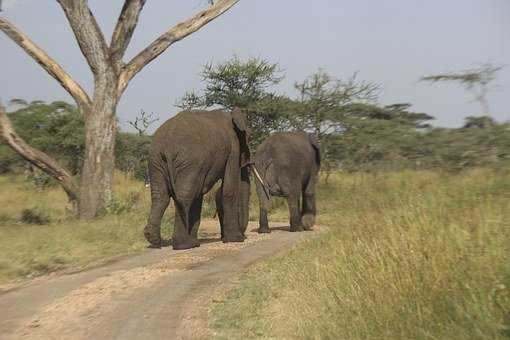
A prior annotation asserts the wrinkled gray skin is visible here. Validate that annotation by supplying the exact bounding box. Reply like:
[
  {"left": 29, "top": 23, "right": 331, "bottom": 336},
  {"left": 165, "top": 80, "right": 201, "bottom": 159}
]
[
  {"left": 144, "top": 108, "right": 250, "bottom": 250},
  {"left": 253, "top": 132, "right": 321, "bottom": 233}
]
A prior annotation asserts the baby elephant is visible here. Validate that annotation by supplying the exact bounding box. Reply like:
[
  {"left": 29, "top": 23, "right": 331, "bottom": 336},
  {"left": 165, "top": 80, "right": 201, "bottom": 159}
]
[{"left": 252, "top": 132, "right": 320, "bottom": 233}]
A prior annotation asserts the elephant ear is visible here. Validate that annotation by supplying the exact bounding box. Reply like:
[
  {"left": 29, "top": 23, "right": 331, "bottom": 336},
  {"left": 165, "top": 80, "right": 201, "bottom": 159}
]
[
  {"left": 308, "top": 133, "right": 321, "bottom": 167},
  {"left": 231, "top": 107, "right": 251, "bottom": 167},
  {"left": 232, "top": 107, "right": 249, "bottom": 132}
]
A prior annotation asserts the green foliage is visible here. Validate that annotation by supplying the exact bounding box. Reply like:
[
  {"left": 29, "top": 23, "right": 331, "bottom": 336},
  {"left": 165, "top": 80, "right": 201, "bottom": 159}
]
[
  {"left": 246, "top": 94, "right": 300, "bottom": 147},
  {"left": 0, "top": 145, "right": 20, "bottom": 174},
  {"left": 0, "top": 100, "right": 153, "bottom": 182},
  {"left": 2, "top": 61, "right": 508, "bottom": 185},
  {"left": 463, "top": 115, "right": 497, "bottom": 129},
  {"left": 421, "top": 63, "right": 504, "bottom": 115},
  {"left": 1, "top": 100, "right": 85, "bottom": 174},
  {"left": 177, "top": 56, "right": 286, "bottom": 147},
  {"left": 101, "top": 191, "right": 141, "bottom": 215},
  {"left": 200, "top": 56, "right": 283, "bottom": 109},
  {"left": 115, "top": 132, "right": 152, "bottom": 181},
  {"left": 417, "top": 122, "right": 510, "bottom": 170},
  {"left": 23, "top": 167, "right": 59, "bottom": 190},
  {"left": 292, "top": 70, "right": 380, "bottom": 134},
  {"left": 291, "top": 70, "right": 381, "bottom": 172},
  {"left": 331, "top": 114, "right": 510, "bottom": 171},
  {"left": 346, "top": 102, "right": 434, "bottom": 129}
]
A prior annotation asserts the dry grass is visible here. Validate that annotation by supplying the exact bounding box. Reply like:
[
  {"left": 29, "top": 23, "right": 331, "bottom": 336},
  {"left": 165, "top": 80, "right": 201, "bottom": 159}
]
[
  {"left": 0, "top": 171, "right": 285, "bottom": 285},
  {"left": 0, "top": 173, "right": 174, "bottom": 285},
  {"left": 213, "top": 169, "right": 510, "bottom": 339}
]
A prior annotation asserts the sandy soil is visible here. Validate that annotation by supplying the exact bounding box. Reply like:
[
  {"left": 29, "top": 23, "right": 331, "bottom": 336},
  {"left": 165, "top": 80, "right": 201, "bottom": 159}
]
[{"left": 0, "top": 220, "right": 323, "bottom": 339}]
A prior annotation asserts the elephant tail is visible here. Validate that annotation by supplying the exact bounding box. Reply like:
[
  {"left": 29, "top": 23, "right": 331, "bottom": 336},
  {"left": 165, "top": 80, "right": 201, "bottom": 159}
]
[
  {"left": 251, "top": 165, "right": 270, "bottom": 200},
  {"left": 157, "top": 152, "right": 177, "bottom": 198}
]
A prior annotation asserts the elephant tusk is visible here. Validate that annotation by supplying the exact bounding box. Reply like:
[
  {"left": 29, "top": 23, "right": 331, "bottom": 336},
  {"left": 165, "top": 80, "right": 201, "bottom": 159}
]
[{"left": 251, "top": 165, "right": 271, "bottom": 200}]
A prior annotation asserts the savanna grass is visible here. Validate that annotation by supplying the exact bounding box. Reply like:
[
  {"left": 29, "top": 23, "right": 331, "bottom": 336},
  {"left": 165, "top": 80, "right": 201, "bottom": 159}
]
[
  {"left": 214, "top": 169, "right": 510, "bottom": 339},
  {"left": 0, "top": 172, "right": 174, "bottom": 284}
]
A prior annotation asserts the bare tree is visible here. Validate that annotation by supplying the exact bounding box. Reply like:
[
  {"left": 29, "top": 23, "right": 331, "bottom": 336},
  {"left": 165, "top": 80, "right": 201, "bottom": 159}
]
[
  {"left": 128, "top": 110, "right": 159, "bottom": 136},
  {"left": 421, "top": 63, "right": 503, "bottom": 116},
  {"left": 0, "top": 0, "right": 240, "bottom": 218}
]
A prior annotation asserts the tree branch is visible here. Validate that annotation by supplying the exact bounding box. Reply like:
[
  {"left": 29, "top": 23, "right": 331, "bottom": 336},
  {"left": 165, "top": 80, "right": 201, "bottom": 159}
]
[
  {"left": 0, "top": 102, "right": 79, "bottom": 202},
  {"left": 0, "top": 18, "right": 92, "bottom": 109},
  {"left": 57, "top": 0, "right": 111, "bottom": 77},
  {"left": 110, "top": 0, "right": 146, "bottom": 68},
  {"left": 117, "top": 0, "right": 239, "bottom": 96}
]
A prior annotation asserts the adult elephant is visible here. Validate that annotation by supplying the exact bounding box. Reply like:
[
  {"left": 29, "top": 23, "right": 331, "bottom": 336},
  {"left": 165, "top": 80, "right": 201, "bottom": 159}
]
[
  {"left": 252, "top": 132, "right": 320, "bottom": 233},
  {"left": 144, "top": 108, "right": 251, "bottom": 250}
]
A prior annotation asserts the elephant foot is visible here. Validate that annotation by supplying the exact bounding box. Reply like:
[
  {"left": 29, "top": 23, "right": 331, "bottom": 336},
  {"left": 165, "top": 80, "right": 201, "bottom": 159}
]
[
  {"left": 144, "top": 224, "right": 162, "bottom": 248},
  {"left": 222, "top": 233, "right": 245, "bottom": 243},
  {"left": 172, "top": 239, "right": 200, "bottom": 250},
  {"left": 289, "top": 225, "right": 304, "bottom": 232},
  {"left": 258, "top": 227, "right": 271, "bottom": 234},
  {"left": 301, "top": 214, "right": 315, "bottom": 230}
]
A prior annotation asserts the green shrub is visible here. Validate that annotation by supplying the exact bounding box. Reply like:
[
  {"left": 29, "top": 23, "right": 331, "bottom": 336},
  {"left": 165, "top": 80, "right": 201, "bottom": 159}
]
[
  {"left": 23, "top": 168, "right": 58, "bottom": 191},
  {"left": 102, "top": 191, "right": 141, "bottom": 215},
  {"left": 21, "top": 207, "right": 51, "bottom": 225}
]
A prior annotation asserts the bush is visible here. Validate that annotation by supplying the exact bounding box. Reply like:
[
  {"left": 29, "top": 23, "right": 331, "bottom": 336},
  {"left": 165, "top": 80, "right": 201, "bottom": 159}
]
[
  {"left": 23, "top": 168, "right": 58, "bottom": 191},
  {"left": 115, "top": 132, "right": 152, "bottom": 182},
  {"left": 21, "top": 208, "right": 51, "bottom": 225},
  {"left": 102, "top": 191, "right": 141, "bottom": 215}
]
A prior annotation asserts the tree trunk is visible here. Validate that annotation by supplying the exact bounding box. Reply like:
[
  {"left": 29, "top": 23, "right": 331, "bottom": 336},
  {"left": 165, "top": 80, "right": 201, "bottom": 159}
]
[
  {"left": 78, "top": 80, "right": 118, "bottom": 218},
  {"left": 2, "top": 0, "right": 240, "bottom": 219}
]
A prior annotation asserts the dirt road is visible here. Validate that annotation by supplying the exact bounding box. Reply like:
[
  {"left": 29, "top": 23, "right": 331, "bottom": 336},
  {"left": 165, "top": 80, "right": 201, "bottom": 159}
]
[{"left": 0, "top": 221, "right": 321, "bottom": 339}]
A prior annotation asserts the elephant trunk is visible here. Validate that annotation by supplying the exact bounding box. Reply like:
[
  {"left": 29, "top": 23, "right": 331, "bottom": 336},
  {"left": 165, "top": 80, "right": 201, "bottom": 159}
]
[{"left": 238, "top": 166, "right": 251, "bottom": 236}]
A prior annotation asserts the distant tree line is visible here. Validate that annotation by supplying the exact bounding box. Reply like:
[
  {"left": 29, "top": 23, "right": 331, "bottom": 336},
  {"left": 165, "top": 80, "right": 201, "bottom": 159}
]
[
  {"left": 1, "top": 58, "right": 508, "bottom": 186},
  {"left": 0, "top": 100, "right": 152, "bottom": 183},
  {"left": 178, "top": 57, "right": 509, "bottom": 173}
]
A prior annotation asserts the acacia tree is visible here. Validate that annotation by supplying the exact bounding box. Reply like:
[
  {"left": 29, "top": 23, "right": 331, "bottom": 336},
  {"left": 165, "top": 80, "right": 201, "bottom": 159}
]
[
  {"left": 292, "top": 70, "right": 380, "bottom": 177},
  {"left": 177, "top": 56, "right": 288, "bottom": 147},
  {"left": 0, "top": 0, "right": 240, "bottom": 218},
  {"left": 421, "top": 63, "right": 503, "bottom": 116}
]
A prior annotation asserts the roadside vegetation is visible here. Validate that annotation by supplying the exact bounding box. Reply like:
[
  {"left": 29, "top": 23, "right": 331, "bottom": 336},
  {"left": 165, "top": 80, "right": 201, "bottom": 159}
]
[
  {"left": 213, "top": 168, "right": 510, "bottom": 340},
  {"left": 0, "top": 174, "right": 164, "bottom": 285}
]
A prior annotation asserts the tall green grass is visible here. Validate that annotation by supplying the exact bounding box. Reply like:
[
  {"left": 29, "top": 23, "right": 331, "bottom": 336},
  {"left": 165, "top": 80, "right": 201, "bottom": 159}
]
[{"left": 214, "top": 169, "right": 510, "bottom": 339}]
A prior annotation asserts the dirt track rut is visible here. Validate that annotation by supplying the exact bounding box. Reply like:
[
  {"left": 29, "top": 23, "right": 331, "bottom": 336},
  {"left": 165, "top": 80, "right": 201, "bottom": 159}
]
[{"left": 0, "top": 222, "right": 322, "bottom": 339}]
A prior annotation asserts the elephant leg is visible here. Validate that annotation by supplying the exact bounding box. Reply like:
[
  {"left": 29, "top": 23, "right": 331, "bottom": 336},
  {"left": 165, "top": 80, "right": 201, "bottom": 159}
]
[
  {"left": 301, "top": 192, "right": 316, "bottom": 230},
  {"left": 172, "top": 198, "right": 200, "bottom": 250},
  {"left": 301, "top": 176, "right": 317, "bottom": 230},
  {"left": 215, "top": 187, "right": 225, "bottom": 239},
  {"left": 255, "top": 178, "right": 271, "bottom": 233},
  {"left": 221, "top": 158, "right": 245, "bottom": 243},
  {"left": 190, "top": 196, "right": 203, "bottom": 241},
  {"left": 144, "top": 163, "right": 170, "bottom": 248},
  {"left": 288, "top": 192, "right": 304, "bottom": 232},
  {"left": 259, "top": 205, "right": 270, "bottom": 233}
]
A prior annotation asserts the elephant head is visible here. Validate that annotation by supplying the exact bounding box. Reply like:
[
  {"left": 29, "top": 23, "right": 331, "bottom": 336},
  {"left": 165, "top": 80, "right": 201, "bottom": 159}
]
[{"left": 231, "top": 107, "right": 251, "bottom": 166}]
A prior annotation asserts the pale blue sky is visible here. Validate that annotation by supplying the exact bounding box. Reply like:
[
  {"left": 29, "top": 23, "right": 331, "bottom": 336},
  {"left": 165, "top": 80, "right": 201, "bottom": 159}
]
[{"left": 1, "top": 0, "right": 509, "bottom": 131}]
